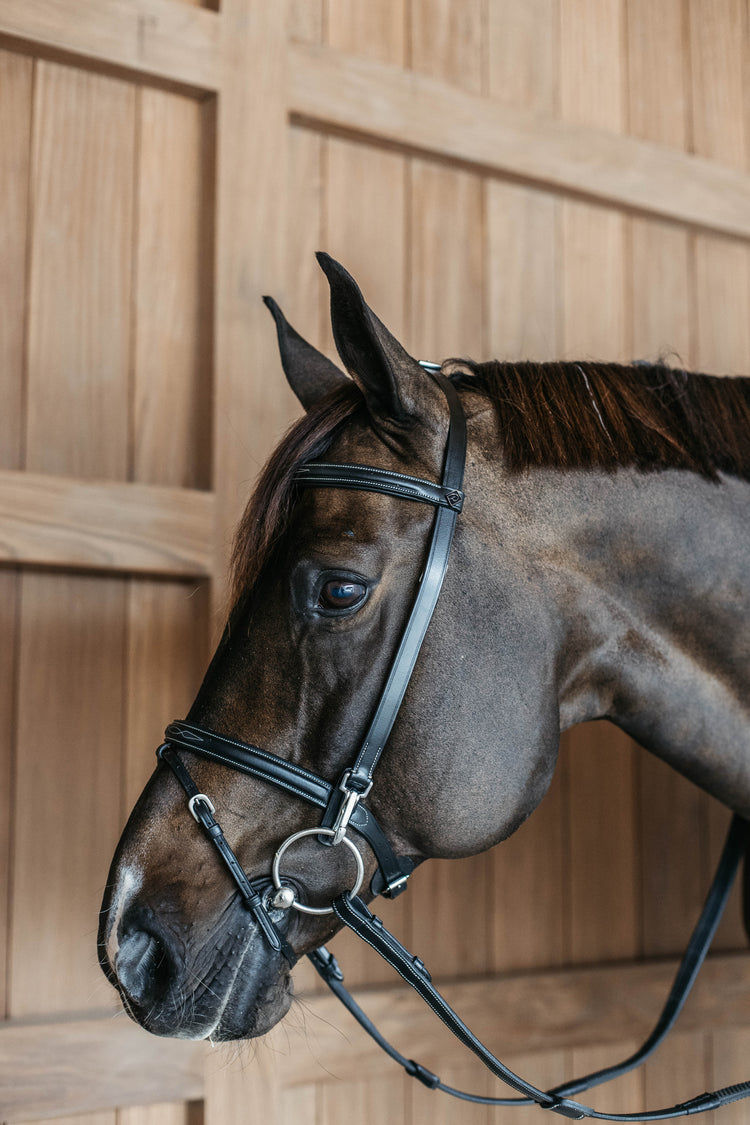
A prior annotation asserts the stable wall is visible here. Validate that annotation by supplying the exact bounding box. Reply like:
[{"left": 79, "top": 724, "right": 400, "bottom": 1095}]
[{"left": 1, "top": 2, "right": 750, "bottom": 1123}]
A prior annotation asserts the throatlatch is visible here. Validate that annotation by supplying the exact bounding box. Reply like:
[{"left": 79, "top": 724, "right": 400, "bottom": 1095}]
[{"left": 156, "top": 367, "right": 750, "bottom": 1120}]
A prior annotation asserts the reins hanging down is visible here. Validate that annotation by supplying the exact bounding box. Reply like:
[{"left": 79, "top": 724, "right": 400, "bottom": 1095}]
[{"left": 157, "top": 367, "right": 750, "bottom": 1120}]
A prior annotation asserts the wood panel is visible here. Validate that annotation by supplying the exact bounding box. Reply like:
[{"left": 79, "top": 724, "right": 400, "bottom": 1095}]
[
  {"left": 0, "top": 48, "right": 32, "bottom": 474},
  {"left": 0, "top": 471, "right": 214, "bottom": 576},
  {"left": 287, "top": 42, "right": 750, "bottom": 239},
  {"left": 25, "top": 61, "right": 134, "bottom": 482},
  {"left": 0, "top": 0, "right": 221, "bottom": 91},
  {"left": 10, "top": 574, "right": 126, "bottom": 1016},
  {"left": 0, "top": 1014, "right": 204, "bottom": 1123},
  {"left": 133, "top": 88, "right": 213, "bottom": 491}
]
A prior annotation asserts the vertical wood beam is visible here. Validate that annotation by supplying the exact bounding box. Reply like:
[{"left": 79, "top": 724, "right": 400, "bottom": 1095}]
[
  {"left": 211, "top": 0, "right": 290, "bottom": 619},
  {"left": 204, "top": 1, "right": 288, "bottom": 1120}
]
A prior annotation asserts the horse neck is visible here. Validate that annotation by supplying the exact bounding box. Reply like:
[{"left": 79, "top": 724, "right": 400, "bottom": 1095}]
[{"left": 496, "top": 461, "right": 750, "bottom": 814}]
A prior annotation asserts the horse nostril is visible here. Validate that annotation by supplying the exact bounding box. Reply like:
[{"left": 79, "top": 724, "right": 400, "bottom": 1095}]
[{"left": 115, "top": 928, "right": 170, "bottom": 1008}]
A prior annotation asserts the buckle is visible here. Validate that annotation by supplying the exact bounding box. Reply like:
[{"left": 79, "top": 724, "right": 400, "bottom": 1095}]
[{"left": 331, "top": 770, "right": 373, "bottom": 845}]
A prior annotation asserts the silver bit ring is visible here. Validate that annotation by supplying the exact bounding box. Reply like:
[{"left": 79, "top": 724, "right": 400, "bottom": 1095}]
[{"left": 271, "top": 827, "right": 364, "bottom": 915}]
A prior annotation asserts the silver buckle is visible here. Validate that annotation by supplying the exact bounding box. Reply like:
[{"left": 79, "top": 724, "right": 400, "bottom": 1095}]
[
  {"left": 187, "top": 793, "right": 215, "bottom": 822},
  {"left": 331, "top": 771, "right": 373, "bottom": 845}
]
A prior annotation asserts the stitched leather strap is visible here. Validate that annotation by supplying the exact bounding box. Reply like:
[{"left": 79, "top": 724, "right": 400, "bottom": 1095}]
[
  {"left": 157, "top": 744, "right": 296, "bottom": 965},
  {"left": 162, "top": 721, "right": 413, "bottom": 897},
  {"left": 328, "top": 815, "right": 750, "bottom": 1120},
  {"left": 294, "top": 463, "right": 464, "bottom": 511}
]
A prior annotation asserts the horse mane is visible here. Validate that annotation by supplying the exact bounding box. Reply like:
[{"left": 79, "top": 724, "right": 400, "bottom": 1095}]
[{"left": 231, "top": 361, "right": 750, "bottom": 601}]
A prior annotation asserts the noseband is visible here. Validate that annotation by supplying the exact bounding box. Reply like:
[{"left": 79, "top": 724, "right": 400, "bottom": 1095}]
[{"left": 155, "top": 368, "right": 750, "bottom": 1120}]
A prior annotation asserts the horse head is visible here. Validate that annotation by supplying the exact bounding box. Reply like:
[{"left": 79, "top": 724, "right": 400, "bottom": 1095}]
[{"left": 98, "top": 255, "right": 562, "bottom": 1039}]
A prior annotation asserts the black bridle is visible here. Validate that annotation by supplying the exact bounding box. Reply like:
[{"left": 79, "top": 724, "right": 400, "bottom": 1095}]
[{"left": 157, "top": 368, "right": 750, "bottom": 1120}]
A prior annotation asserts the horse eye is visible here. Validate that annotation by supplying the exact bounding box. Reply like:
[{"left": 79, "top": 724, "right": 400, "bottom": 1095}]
[{"left": 318, "top": 579, "right": 367, "bottom": 611}]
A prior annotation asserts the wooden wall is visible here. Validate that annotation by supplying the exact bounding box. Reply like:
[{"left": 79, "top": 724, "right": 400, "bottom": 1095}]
[{"left": 1, "top": 2, "right": 749, "bottom": 1123}]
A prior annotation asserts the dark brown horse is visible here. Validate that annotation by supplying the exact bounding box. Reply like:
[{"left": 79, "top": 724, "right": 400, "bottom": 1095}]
[{"left": 99, "top": 254, "right": 750, "bottom": 1045}]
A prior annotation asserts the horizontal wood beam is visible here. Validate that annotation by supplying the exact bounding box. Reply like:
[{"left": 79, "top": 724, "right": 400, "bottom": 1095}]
[
  {"left": 4, "top": 952, "right": 750, "bottom": 1119},
  {"left": 0, "top": 0, "right": 221, "bottom": 91},
  {"left": 289, "top": 43, "right": 750, "bottom": 240},
  {"left": 0, "top": 1012, "right": 205, "bottom": 1122},
  {"left": 0, "top": 470, "right": 214, "bottom": 577}
]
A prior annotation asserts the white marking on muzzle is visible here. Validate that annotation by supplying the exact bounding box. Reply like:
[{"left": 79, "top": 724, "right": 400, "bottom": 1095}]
[{"left": 106, "top": 864, "right": 143, "bottom": 969}]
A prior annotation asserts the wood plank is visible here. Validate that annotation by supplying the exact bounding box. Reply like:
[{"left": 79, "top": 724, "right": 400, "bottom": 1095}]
[
  {"left": 0, "top": 48, "right": 32, "bottom": 473},
  {"left": 0, "top": 48, "right": 30, "bottom": 1026},
  {"left": 0, "top": 571, "right": 18, "bottom": 1020},
  {"left": 0, "top": 0, "right": 221, "bottom": 92},
  {"left": 124, "top": 580, "right": 209, "bottom": 811},
  {"left": 486, "top": 0, "right": 560, "bottom": 114},
  {"left": 5, "top": 951, "right": 750, "bottom": 1116},
  {"left": 25, "top": 61, "right": 134, "bottom": 482},
  {"left": 0, "top": 1013, "right": 204, "bottom": 1122},
  {"left": 328, "top": 0, "right": 406, "bottom": 65},
  {"left": 287, "top": 42, "right": 750, "bottom": 239},
  {"left": 0, "top": 470, "right": 214, "bottom": 577},
  {"left": 203, "top": 1047, "right": 278, "bottom": 1125},
  {"left": 409, "top": 0, "right": 484, "bottom": 94},
  {"left": 486, "top": 182, "right": 560, "bottom": 362},
  {"left": 211, "top": 0, "right": 290, "bottom": 611},
  {"left": 133, "top": 88, "right": 213, "bottom": 491},
  {"left": 10, "top": 574, "right": 126, "bottom": 1016}
]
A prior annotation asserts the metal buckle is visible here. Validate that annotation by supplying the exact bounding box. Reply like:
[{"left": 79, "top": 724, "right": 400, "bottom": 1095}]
[
  {"left": 331, "top": 771, "right": 373, "bottom": 846},
  {"left": 187, "top": 793, "right": 216, "bottom": 822},
  {"left": 271, "top": 827, "right": 364, "bottom": 915}
]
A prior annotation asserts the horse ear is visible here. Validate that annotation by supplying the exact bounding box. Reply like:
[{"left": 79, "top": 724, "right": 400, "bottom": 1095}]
[
  {"left": 316, "top": 252, "right": 437, "bottom": 425},
  {"left": 263, "top": 295, "right": 349, "bottom": 410}
]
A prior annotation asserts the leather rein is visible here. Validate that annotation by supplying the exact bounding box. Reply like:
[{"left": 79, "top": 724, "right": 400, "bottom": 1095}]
[{"left": 157, "top": 369, "right": 750, "bottom": 1120}]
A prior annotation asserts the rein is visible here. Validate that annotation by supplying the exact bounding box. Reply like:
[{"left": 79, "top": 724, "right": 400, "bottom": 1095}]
[{"left": 157, "top": 369, "right": 750, "bottom": 1120}]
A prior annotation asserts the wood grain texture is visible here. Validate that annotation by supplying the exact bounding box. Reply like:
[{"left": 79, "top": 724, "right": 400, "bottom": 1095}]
[
  {"left": 0, "top": 49, "right": 32, "bottom": 474},
  {"left": 211, "top": 0, "right": 290, "bottom": 611},
  {"left": 0, "top": 0, "right": 221, "bottom": 91},
  {"left": 25, "top": 62, "right": 134, "bottom": 482},
  {"left": 203, "top": 1045, "right": 279, "bottom": 1125},
  {"left": 125, "top": 579, "right": 209, "bottom": 811},
  {"left": 10, "top": 574, "right": 126, "bottom": 1016},
  {"left": 287, "top": 42, "right": 750, "bottom": 239},
  {"left": 409, "top": 0, "right": 483, "bottom": 93},
  {"left": 487, "top": 0, "right": 560, "bottom": 113},
  {"left": 0, "top": 471, "right": 214, "bottom": 577},
  {"left": 0, "top": 571, "right": 18, "bottom": 1020},
  {"left": 328, "top": 0, "right": 406, "bottom": 65},
  {"left": 133, "top": 88, "right": 213, "bottom": 490},
  {"left": 486, "top": 177, "right": 560, "bottom": 363},
  {"left": 0, "top": 1013, "right": 204, "bottom": 1122}
]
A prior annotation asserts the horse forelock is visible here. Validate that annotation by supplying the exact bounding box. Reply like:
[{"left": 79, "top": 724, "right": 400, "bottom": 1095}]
[{"left": 230, "top": 382, "right": 366, "bottom": 604}]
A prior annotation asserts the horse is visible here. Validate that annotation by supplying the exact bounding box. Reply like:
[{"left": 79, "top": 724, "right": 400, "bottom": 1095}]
[{"left": 99, "top": 253, "right": 750, "bottom": 1059}]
